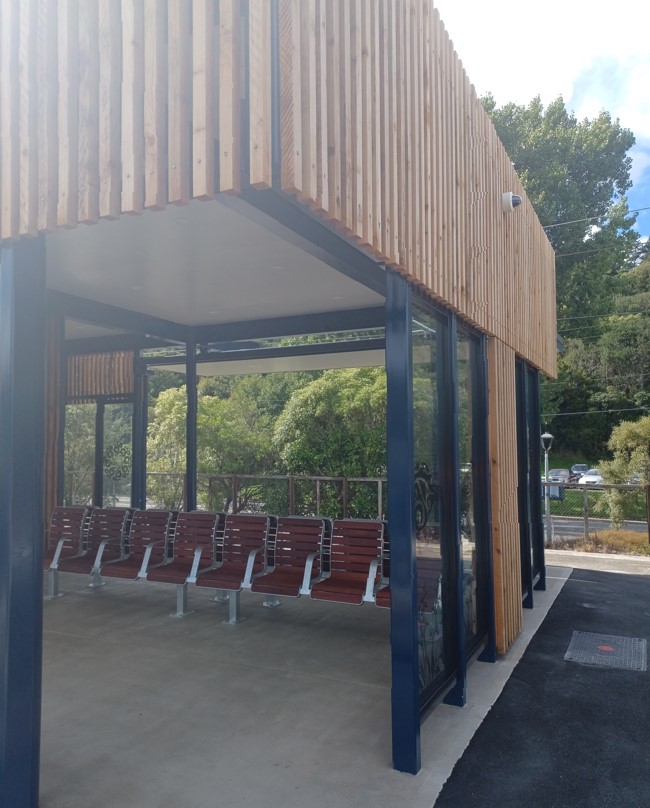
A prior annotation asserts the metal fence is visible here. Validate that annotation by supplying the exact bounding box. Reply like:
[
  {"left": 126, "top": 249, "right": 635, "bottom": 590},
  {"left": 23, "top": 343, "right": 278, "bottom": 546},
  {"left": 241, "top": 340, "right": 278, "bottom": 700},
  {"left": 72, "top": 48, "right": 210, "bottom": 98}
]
[
  {"left": 146, "top": 472, "right": 387, "bottom": 520},
  {"left": 541, "top": 482, "right": 650, "bottom": 547}
]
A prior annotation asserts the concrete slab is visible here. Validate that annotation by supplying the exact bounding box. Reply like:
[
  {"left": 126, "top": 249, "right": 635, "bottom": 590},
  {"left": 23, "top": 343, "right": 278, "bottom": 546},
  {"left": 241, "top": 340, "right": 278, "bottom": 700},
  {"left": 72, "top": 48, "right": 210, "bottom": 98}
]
[{"left": 40, "top": 568, "right": 569, "bottom": 808}]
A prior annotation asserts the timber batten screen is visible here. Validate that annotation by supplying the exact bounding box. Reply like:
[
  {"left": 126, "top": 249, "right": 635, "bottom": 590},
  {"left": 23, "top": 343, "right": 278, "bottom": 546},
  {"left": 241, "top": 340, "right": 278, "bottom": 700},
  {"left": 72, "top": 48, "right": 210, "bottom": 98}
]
[{"left": 0, "top": 0, "right": 556, "bottom": 376}]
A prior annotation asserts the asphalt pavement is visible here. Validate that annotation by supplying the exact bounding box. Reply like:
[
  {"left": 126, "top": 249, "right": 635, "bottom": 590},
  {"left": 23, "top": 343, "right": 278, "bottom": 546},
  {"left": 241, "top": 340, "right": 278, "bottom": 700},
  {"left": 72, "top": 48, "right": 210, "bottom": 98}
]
[{"left": 435, "top": 565, "right": 650, "bottom": 807}]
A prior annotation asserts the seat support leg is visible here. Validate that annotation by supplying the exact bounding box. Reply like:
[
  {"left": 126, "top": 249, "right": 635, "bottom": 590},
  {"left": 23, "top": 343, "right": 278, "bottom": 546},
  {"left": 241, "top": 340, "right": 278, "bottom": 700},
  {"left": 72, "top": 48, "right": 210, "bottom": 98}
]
[
  {"left": 260, "top": 595, "right": 281, "bottom": 608},
  {"left": 88, "top": 569, "right": 105, "bottom": 589},
  {"left": 171, "top": 583, "right": 193, "bottom": 618},
  {"left": 46, "top": 569, "right": 61, "bottom": 599},
  {"left": 224, "top": 590, "right": 245, "bottom": 625}
]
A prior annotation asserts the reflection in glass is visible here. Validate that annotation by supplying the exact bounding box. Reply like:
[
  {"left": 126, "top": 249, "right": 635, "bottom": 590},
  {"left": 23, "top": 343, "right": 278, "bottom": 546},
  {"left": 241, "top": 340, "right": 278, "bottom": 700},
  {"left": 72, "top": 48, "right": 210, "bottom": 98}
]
[
  {"left": 103, "top": 403, "right": 133, "bottom": 506},
  {"left": 457, "top": 331, "right": 478, "bottom": 651},
  {"left": 412, "top": 307, "right": 448, "bottom": 697}
]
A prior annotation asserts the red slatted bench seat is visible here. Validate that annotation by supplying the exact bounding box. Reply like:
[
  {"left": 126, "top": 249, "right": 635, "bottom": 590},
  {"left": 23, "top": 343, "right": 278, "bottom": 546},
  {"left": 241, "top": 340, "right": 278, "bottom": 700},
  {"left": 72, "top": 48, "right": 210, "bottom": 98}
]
[
  {"left": 250, "top": 516, "right": 327, "bottom": 604},
  {"left": 375, "top": 555, "right": 443, "bottom": 613},
  {"left": 48, "top": 508, "right": 130, "bottom": 596},
  {"left": 142, "top": 511, "right": 224, "bottom": 617},
  {"left": 98, "top": 509, "right": 174, "bottom": 581},
  {"left": 44, "top": 506, "right": 91, "bottom": 598},
  {"left": 310, "top": 519, "right": 384, "bottom": 605},
  {"left": 196, "top": 513, "right": 271, "bottom": 624}
]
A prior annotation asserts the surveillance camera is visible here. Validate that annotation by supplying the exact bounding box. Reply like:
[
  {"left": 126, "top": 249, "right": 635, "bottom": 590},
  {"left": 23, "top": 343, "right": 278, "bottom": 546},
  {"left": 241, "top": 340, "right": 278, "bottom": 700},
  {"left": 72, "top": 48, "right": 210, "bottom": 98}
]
[{"left": 502, "top": 192, "right": 523, "bottom": 213}]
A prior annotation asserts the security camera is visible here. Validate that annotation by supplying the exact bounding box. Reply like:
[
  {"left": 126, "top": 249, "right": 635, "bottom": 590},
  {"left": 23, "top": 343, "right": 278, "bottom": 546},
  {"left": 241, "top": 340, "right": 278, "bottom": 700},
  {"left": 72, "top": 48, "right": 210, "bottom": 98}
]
[{"left": 502, "top": 192, "right": 523, "bottom": 213}]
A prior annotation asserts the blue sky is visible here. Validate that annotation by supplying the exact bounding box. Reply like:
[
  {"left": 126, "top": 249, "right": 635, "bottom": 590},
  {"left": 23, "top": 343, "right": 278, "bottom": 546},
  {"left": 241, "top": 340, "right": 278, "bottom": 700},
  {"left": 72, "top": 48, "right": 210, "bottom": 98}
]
[{"left": 433, "top": 0, "right": 650, "bottom": 240}]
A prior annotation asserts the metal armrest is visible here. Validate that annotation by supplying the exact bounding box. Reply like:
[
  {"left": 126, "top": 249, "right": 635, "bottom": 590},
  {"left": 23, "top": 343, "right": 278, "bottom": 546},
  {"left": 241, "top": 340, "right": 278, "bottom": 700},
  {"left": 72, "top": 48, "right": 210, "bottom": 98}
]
[
  {"left": 186, "top": 545, "right": 211, "bottom": 584},
  {"left": 362, "top": 558, "right": 380, "bottom": 603},
  {"left": 137, "top": 539, "right": 167, "bottom": 579},
  {"left": 299, "top": 552, "right": 318, "bottom": 595},
  {"left": 91, "top": 539, "right": 117, "bottom": 573},
  {"left": 242, "top": 547, "right": 263, "bottom": 589},
  {"left": 50, "top": 535, "right": 81, "bottom": 569}
]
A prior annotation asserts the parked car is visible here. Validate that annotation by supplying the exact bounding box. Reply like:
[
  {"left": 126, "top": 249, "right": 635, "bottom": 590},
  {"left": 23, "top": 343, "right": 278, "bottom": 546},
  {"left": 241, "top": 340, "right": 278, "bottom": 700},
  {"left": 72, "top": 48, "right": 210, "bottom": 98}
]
[
  {"left": 570, "top": 463, "right": 589, "bottom": 483},
  {"left": 548, "top": 468, "right": 570, "bottom": 484},
  {"left": 578, "top": 468, "right": 603, "bottom": 485}
]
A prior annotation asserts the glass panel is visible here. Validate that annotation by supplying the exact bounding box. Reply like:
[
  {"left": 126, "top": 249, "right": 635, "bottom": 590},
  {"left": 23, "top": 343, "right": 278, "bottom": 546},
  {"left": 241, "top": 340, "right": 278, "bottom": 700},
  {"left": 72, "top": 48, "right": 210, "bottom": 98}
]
[
  {"left": 457, "top": 331, "right": 479, "bottom": 651},
  {"left": 103, "top": 403, "right": 133, "bottom": 506},
  {"left": 63, "top": 403, "right": 95, "bottom": 505},
  {"left": 412, "top": 306, "right": 449, "bottom": 697}
]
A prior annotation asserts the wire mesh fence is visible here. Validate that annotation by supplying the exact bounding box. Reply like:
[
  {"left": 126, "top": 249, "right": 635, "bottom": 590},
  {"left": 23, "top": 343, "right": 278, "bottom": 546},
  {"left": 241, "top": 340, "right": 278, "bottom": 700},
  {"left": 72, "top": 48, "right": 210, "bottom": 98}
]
[{"left": 541, "top": 482, "right": 649, "bottom": 548}]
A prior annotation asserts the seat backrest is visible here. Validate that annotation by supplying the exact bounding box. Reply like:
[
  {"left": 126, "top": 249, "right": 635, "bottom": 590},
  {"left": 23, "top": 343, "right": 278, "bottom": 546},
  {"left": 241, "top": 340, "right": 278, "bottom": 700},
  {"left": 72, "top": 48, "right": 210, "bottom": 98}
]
[
  {"left": 273, "top": 517, "right": 325, "bottom": 573},
  {"left": 85, "top": 508, "right": 130, "bottom": 553},
  {"left": 127, "top": 510, "right": 173, "bottom": 563},
  {"left": 222, "top": 514, "right": 269, "bottom": 568},
  {"left": 47, "top": 506, "right": 89, "bottom": 554},
  {"left": 329, "top": 519, "right": 384, "bottom": 575},
  {"left": 171, "top": 511, "right": 223, "bottom": 561}
]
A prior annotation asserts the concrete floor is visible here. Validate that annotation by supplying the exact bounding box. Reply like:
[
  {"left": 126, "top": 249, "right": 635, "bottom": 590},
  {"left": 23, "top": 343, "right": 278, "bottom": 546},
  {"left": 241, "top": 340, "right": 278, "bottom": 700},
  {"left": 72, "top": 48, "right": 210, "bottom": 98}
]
[{"left": 41, "top": 569, "right": 570, "bottom": 808}]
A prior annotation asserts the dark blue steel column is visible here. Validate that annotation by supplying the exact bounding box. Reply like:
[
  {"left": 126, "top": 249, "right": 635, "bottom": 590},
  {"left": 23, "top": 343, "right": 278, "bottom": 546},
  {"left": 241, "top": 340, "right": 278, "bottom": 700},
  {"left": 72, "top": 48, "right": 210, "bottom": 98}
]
[
  {"left": 185, "top": 341, "right": 198, "bottom": 512},
  {"left": 131, "top": 354, "right": 148, "bottom": 510},
  {"left": 477, "top": 335, "right": 497, "bottom": 663},
  {"left": 530, "top": 369, "right": 546, "bottom": 591},
  {"left": 0, "top": 236, "right": 46, "bottom": 808},
  {"left": 442, "top": 316, "right": 467, "bottom": 707},
  {"left": 93, "top": 399, "right": 106, "bottom": 506},
  {"left": 385, "top": 272, "right": 420, "bottom": 774}
]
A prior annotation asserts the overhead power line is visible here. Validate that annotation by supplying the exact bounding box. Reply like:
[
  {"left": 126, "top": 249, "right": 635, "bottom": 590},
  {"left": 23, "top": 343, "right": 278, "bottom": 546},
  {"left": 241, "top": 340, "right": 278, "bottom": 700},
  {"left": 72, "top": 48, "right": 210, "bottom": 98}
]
[
  {"left": 543, "top": 205, "right": 650, "bottom": 230},
  {"left": 542, "top": 407, "right": 648, "bottom": 417}
]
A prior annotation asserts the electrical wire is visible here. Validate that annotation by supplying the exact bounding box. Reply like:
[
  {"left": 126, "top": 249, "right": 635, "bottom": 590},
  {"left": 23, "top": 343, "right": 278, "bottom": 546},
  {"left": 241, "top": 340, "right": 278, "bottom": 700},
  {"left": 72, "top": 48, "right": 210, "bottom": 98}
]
[
  {"left": 543, "top": 206, "right": 650, "bottom": 230},
  {"left": 542, "top": 407, "right": 648, "bottom": 417}
]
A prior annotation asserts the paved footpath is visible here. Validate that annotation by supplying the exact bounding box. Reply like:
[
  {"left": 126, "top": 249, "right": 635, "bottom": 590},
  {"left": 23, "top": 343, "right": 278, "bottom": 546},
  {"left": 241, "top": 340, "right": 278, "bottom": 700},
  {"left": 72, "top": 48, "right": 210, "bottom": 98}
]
[{"left": 545, "top": 548, "right": 650, "bottom": 575}]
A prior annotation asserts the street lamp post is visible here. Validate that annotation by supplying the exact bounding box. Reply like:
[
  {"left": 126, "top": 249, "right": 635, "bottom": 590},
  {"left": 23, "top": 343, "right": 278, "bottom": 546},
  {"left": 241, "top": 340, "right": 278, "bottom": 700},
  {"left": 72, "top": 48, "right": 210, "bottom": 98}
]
[{"left": 541, "top": 431, "right": 554, "bottom": 545}]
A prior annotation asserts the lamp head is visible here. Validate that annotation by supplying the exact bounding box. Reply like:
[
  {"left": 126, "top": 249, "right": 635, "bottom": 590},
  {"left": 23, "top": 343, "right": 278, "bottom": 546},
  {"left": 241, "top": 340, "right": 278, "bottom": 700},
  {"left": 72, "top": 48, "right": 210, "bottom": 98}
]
[{"left": 540, "top": 431, "right": 554, "bottom": 452}]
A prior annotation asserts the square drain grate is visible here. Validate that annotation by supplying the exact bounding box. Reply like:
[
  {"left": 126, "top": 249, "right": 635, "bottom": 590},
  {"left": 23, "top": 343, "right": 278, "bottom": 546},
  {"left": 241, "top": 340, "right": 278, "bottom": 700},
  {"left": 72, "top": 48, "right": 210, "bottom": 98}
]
[{"left": 565, "top": 631, "right": 647, "bottom": 672}]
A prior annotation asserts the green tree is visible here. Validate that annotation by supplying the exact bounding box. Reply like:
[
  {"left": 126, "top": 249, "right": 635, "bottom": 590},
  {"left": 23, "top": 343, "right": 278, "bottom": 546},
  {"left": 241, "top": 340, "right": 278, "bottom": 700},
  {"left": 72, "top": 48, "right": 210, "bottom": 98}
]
[
  {"left": 482, "top": 94, "right": 638, "bottom": 331},
  {"left": 599, "top": 416, "right": 650, "bottom": 526}
]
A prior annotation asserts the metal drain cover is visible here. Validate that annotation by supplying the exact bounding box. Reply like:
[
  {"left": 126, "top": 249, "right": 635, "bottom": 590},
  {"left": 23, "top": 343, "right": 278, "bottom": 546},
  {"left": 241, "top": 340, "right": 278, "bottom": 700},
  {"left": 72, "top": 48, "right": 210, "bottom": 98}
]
[{"left": 565, "top": 631, "right": 647, "bottom": 671}]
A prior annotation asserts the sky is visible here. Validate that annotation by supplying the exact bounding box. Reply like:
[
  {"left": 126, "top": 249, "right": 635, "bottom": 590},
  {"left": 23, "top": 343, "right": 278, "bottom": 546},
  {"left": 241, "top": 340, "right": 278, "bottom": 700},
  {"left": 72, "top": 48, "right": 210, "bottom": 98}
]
[{"left": 432, "top": 0, "right": 650, "bottom": 240}]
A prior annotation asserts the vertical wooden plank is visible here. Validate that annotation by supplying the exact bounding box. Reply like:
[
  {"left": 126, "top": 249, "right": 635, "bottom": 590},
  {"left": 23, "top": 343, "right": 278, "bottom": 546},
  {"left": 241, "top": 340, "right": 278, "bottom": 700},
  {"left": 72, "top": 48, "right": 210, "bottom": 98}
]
[
  {"left": 360, "top": 0, "right": 371, "bottom": 242},
  {"left": 18, "top": 0, "right": 38, "bottom": 236},
  {"left": 298, "top": 0, "right": 317, "bottom": 203},
  {"left": 248, "top": 0, "right": 272, "bottom": 189},
  {"left": 314, "top": 0, "right": 328, "bottom": 211},
  {"left": 396, "top": 0, "right": 407, "bottom": 265},
  {"left": 219, "top": 0, "right": 241, "bottom": 194},
  {"left": 351, "top": 0, "right": 363, "bottom": 239},
  {"left": 98, "top": 0, "right": 122, "bottom": 219},
  {"left": 193, "top": 0, "right": 215, "bottom": 200},
  {"left": 340, "top": 0, "right": 353, "bottom": 231},
  {"left": 279, "top": 0, "right": 303, "bottom": 195},
  {"left": 422, "top": 0, "right": 432, "bottom": 290},
  {"left": 1, "top": 0, "right": 20, "bottom": 239},
  {"left": 326, "top": 0, "right": 341, "bottom": 221},
  {"left": 384, "top": 0, "right": 398, "bottom": 264},
  {"left": 57, "top": 0, "right": 79, "bottom": 228},
  {"left": 37, "top": 0, "right": 58, "bottom": 231},
  {"left": 370, "top": 0, "right": 382, "bottom": 253},
  {"left": 77, "top": 0, "right": 100, "bottom": 223},
  {"left": 168, "top": 0, "right": 191, "bottom": 204},
  {"left": 144, "top": 0, "right": 167, "bottom": 210},
  {"left": 121, "top": 0, "right": 144, "bottom": 213}
]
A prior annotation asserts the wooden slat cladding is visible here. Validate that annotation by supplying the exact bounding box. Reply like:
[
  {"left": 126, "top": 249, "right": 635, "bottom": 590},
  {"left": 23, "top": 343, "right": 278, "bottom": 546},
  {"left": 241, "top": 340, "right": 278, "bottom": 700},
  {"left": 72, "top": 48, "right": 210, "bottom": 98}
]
[
  {"left": 275, "top": 1, "right": 556, "bottom": 376},
  {"left": 487, "top": 337, "right": 522, "bottom": 653},
  {"left": 0, "top": 0, "right": 241, "bottom": 227},
  {"left": 67, "top": 351, "right": 134, "bottom": 401},
  {"left": 0, "top": 0, "right": 555, "bottom": 377}
]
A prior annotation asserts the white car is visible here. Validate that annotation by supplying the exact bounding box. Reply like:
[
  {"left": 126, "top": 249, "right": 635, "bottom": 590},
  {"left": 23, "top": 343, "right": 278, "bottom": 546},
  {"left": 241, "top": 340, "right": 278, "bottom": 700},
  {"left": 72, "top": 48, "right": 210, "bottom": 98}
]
[{"left": 578, "top": 468, "right": 603, "bottom": 485}]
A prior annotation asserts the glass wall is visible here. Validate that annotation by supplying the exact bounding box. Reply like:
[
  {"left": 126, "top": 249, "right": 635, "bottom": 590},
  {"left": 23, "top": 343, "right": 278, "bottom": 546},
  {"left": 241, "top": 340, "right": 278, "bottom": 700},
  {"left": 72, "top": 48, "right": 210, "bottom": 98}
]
[
  {"left": 457, "top": 329, "right": 488, "bottom": 653},
  {"left": 411, "top": 304, "right": 455, "bottom": 700}
]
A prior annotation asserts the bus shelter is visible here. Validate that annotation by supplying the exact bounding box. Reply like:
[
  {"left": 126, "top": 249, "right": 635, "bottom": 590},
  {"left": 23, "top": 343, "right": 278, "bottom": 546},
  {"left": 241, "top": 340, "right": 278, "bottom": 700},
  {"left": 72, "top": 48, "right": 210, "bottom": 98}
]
[{"left": 0, "top": 2, "right": 556, "bottom": 804}]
